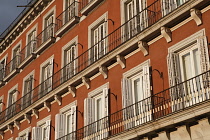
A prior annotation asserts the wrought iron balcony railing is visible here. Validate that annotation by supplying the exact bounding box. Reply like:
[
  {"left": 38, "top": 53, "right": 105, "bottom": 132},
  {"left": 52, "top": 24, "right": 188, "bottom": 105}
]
[
  {"left": 0, "top": 0, "right": 191, "bottom": 128},
  {"left": 58, "top": 70, "right": 210, "bottom": 140},
  {"left": 56, "top": 1, "right": 80, "bottom": 35}
]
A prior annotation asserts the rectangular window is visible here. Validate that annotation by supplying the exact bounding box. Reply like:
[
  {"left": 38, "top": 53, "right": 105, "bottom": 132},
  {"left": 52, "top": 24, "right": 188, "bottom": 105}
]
[
  {"left": 40, "top": 58, "right": 53, "bottom": 97},
  {"left": 55, "top": 105, "right": 77, "bottom": 139},
  {"left": 167, "top": 35, "right": 210, "bottom": 110},
  {"left": 122, "top": 61, "right": 151, "bottom": 128},
  {"left": 0, "top": 58, "right": 6, "bottom": 80},
  {"left": 32, "top": 120, "right": 51, "bottom": 140},
  {"left": 44, "top": 14, "right": 54, "bottom": 41},
  {"left": 90, "top": 22, "right": 107, "bottom": 63},
  {"left": 123, "top": 0, "right": 147, "bottom": 39},
  {"left": 26, "top": 29, "right": 36, "bottom": 57},
  {"left": 64, "top": 44, "right": 76, "bottom": 80},
  {"left": 22, "top": 75, "right": 33, "bottom": 109},
  {"left": 7, "top": 89, "right": 17, "bottom": 118},
  {"left": 12, "top": 45, "right": 21, "bottom": 71},
  {"left": 84, "top": 86, "right": 109, "bottom": 138},
  {"left": 64, "top": 0, "right": 76, "bottom": 23}
]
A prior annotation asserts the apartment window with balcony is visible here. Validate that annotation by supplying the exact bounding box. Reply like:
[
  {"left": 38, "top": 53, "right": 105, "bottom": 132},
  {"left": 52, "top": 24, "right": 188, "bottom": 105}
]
[
  {"left": 44, "top": 13, "right": 54, "bottom": 42},
  {"left": 32, "top": 116, "right": 51, "bottom": 140},
  {"left": 64, "top": 0, "right": 77, "bottom": 23},
  {"left": 0, "top": 57, "right": 6, "bottom": 81},
  {"left": 89, "top": 13, "right": 108, "bottom": 64},
  {"left": 122, "top": 60, "right": 151, "bottom": 128},
  {"left": 55, "top": 101, "right": 77, "bottom": 139},
  {"left": 122, "top": 0, "right": 147, "bottom": 39},
  {"left": 84, "top": 84, "right": 109, "bottom": 138},
  {"left": 26, "top": 29, "right": 36, "bottom": 57},
  {"left": 167, "top": 30, "right": 209, "bottom": 110},
  {"left": 63, "top": 44, "right": 77, "bottom": 80},
  {"left": 22, "top": 73, "right": 34, "bottom": 109},
  {"left": 7, "top": 85, "right": 18, "bottom": 118},
  {"left": 40, "top": 57, "right": 54, "bottom": 97},
  {"left": 12, "top": 45, "right": 21, "bottom": 71},
  {"left": 162, "top": 0, "right": 187, "bottom": 16}
]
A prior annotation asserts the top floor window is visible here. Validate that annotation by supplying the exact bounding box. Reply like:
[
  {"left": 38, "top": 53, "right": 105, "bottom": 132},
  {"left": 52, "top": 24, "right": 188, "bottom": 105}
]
[
  {"left": 12, "top": 45, "right": 21, "bottom": 71},
  {"left": 44, "top": 14, "right": 54, "bottom": 41},
  {"left": 0, "top": 57, "right": 6, "bottom": 80},
  {"left": 26, "top": 29, "right": 36, "bottom": 57}
]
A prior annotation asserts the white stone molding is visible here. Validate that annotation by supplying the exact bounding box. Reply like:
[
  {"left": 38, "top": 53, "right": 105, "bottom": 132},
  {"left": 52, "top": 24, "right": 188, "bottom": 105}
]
[
  {"left": 68, "top": 85, "right": 76, "bottom": 97},
  {"left": 158, "top": 131, "right": 169, "bottom": 140},
  {"left": 7, "top": 124, "right": 14, "bottom": 134},
  {"left": 177, "top": 125, "right": 191, "bottom": 140},
  {"left": 82, "top": 76, "right": 90, "bottom": 89},
  {"left": 54, "top": 94, "right": 62, "bottom": 106},
  {"left": 32, "top": 109, "right": 39, "bottom": 119},
  {"left": 14, "top": 120, "right": 20, "bottom": 130},
  {"left": 141, "top": 137, "right": 149, "bottom": 140},
  {"left": 25, "top": 114, "right": 31, "bottom": 124},
  {"left": 161, "top": 27, "right": 172, "bottom": 43},
  {"left": 0, "top": 131, "right": 4, "bottom": 139},
  {"left": 138, "top": 41, "right": 149, "bottom": 56},
  {"left": 116, "top": 55, "right": 126, "bottom": 69},
  {"left": 190, "top": 8, "right": 202, "bottom": 26},
  {"left": 99, "top": 66, "right": 108, "bottom": 79},
  {"left": 44, "top": 101, "right": 51, "bottom": 112}
]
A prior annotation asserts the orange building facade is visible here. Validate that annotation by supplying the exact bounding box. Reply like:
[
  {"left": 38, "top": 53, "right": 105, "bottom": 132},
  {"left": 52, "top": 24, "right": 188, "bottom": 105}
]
[{"left": 0, "top": 0, "right": 210, "bottom": 139}]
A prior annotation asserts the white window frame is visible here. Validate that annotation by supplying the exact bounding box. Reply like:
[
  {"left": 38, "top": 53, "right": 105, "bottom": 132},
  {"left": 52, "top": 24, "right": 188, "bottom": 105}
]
[
  {"left": 39, "top": 56, "right": 54, "bottom": 96},
  {"left": 122, "top": 60, "right": 151, "bottom": 127},
  {"left": 0, "top": 54, "right": 7, "bottom": 80},
  {"left": 42, "top": 6, "right": 56, "bottom": 42},
  {"left": 167, "top": 29, "right": 209, "bottom": 110},
  {"left": 26, "top": 24, "right": 38, "bottom": 57},
  {"left": 11, "top": 41, "right": 22, "bottom": 71},
  {"left": 88, "top": 12, "right": 108, "bottom": 63},
  {"left": 22, "top": 70, "right": 35, "bottom": 109},
  {"left": 61, "top": 36, "right": 78, "bottom": 80},
  {"left": 36, "top": 115, "right": 51, "bottom": 140},
  {"left": 55, "top": 101, "right": 77, "bottom": 139},
  {"left": 84, "top": 83, "right": 109, "bottom": 139},
  {"left": 7, "top": 84, "right": 18, "bottom": 108}
]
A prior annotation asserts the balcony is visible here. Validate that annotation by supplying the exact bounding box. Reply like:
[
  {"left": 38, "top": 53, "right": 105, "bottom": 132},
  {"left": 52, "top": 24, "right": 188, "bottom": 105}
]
[
  {"left": 0, "top": 0, "right": 206, "bottom": 132},
  {"left": 3, "top": 56, "right": 21, "bottom": 82},
  {"left": 18, "top": 40, "right": 37, "bottom": 69},
  {"left": 56, "top": 1, "right": 80, "bottom": 37},
  {"left": 34, "top": 23, "right": 56, "bottom": 55},
  {"left": 58, "top": 70, "right": 210, "bottom": 139},
  {"left": 80, "top": 0, "right": 104, "bottom": 16}
]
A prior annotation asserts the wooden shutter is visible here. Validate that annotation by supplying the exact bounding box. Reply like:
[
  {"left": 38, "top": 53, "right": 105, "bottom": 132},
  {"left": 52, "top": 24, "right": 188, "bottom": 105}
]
[
  {"left": 167, "top": 52, "right": 182, "bottom": 87},
  {"left": 46, "top": 120, "right": 51, "bottom": 140},
  {"left": 84, "top": 98, "right": 95, "bottom": 126},
  {"left": 49, "top": 59, "right": 54, "bottom": 91},
  {"left": 197, "top": 36, "right": 210, "bottom": 73},
  {"left": 143, "top": 65, "right": 151, "bottom": 98},
  {"left": 32, "top": 127, "right": 42, "bottom": 140},
  {"left": 71, "top": 105, "right": 77, "bottom": 132},
  {"left": 55, "top": 114, "right": 66, "bottom": 139},
  {"left": 122, "top": 78, "right": 133, "bottom": 108},
  {"left": 102, "top": 88, "right": 109, "bottom": 117}
]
